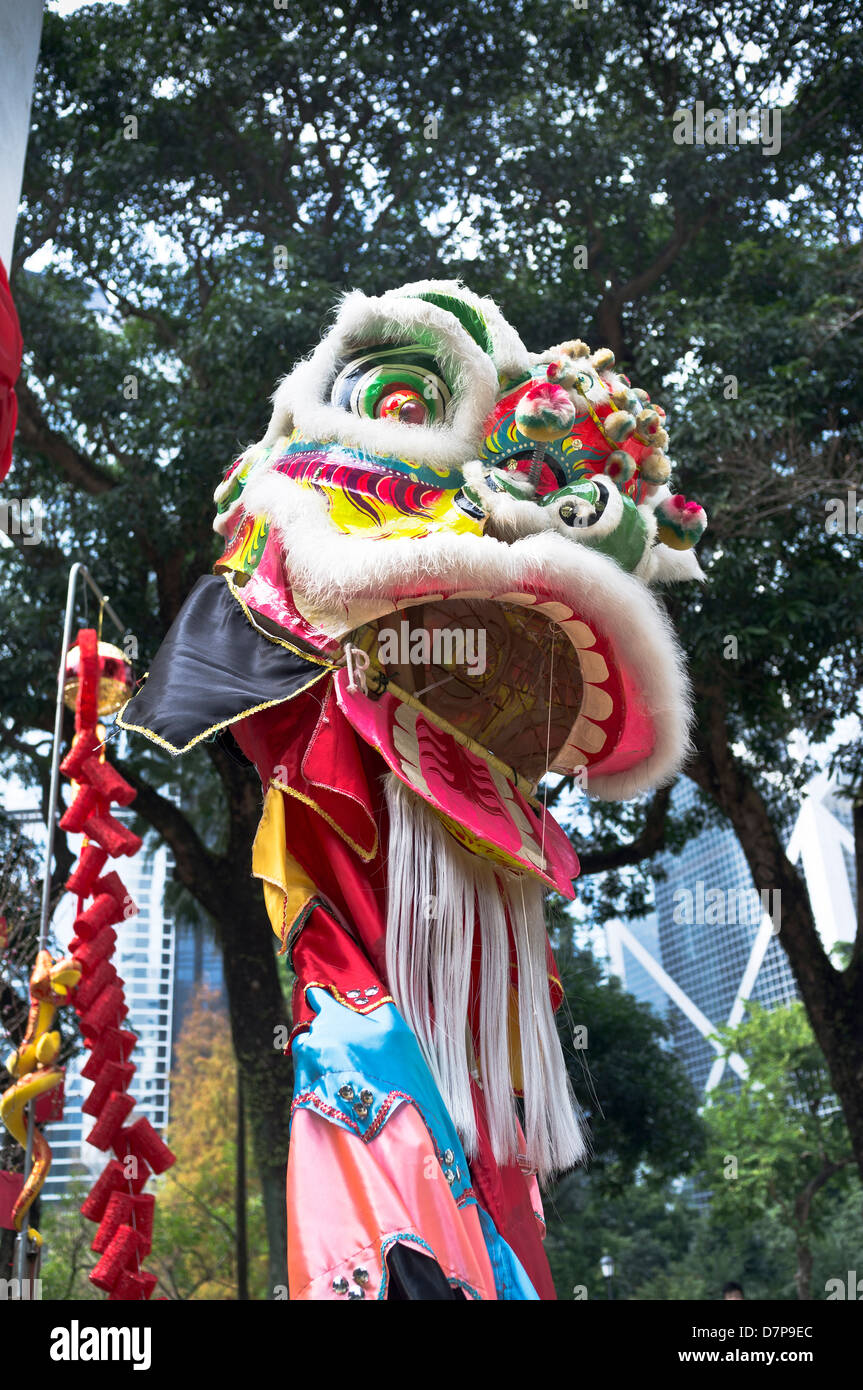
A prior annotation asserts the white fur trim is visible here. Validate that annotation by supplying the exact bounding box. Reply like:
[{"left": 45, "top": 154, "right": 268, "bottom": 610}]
[
  {"left": 239, "top": 468, "right": 693, "bottom": 799},
  {"left": 263, "top": 289, "right": 500, "bottom": 469},
  {"left": 647, "top": 544, "right": 706, "bottom": 584}
]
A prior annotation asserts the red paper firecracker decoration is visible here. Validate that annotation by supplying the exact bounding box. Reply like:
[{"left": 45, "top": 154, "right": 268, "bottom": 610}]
[
  {"left": 81, "top": 1027, "right": 136, "bottom": 1081},
  {"left": 85, "top": 1092, "right": 136, "bottom": 1151},
  {"left": 73, "top": 959, "right": 119, "bottom": 1015},
  {"left": 92, "top": 1191, "right": 154, "bottom": 1255},
  {"left": 65, "top": 844, "right": 109, "bottom": 896},
  {"left": 109, "top": 1270, "right": 158, "bottom": 1302},
  {"left": 116, "top": 1117, "right": 176, "bottom": 1175},
  {"left": 89, "top": 1224, "right": 148, "bottom": 1292},
  {"left": 80, "top": 1159, "right": 128, "bottom": 1222},
  {"left": 56, "top": 628, "right": 175, "bottom": 1299}
]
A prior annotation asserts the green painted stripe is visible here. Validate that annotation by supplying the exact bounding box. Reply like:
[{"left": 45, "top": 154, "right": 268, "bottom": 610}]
[{"left": 406, "top": 291, "right": 495, "bottom": 358}]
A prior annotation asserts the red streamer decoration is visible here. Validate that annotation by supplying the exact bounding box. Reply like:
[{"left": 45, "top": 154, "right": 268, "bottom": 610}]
[{"left": 57, "top": 628, "right": 176, "bottom": 1298}]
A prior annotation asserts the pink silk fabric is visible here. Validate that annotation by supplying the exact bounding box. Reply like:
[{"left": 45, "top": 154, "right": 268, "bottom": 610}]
[{"left": 288, "top": 1103, "right": 497, "bottom": 1300}]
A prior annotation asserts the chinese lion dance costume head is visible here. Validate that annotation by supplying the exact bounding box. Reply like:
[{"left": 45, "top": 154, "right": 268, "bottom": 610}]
[{"left": 120, "top": 281, "right": 705, "bottom": 1300}]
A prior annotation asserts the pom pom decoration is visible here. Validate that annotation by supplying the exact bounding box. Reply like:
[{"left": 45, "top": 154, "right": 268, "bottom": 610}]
[
  {"left": 545, "top": 355, "right": 580, "bottom": 389},
  {"left": 639, "top": 449, "right": 672, "bottom": 486},
  {"left": 605, "top": 450, "right": 638, "bottom": 486},
  {"left": 64, "top": 640, "right": 133, "bottom": 718},
  {"left": 602, "top": 409, "right": 638, "bottom": 443},
  {"left": 655, "top": 494, "right": 708, "bottom": 550},
  {"left": 633, "top": 407, "right": 664, "bottom": 446},
  {"left": 590, "top": 347, "right": 615, "bottom": 372},
  {"left": 515, "top": 382, "right": 576, "bottom": 443},
  {"left": 515, "top": 382, "right": 576, "bottom": 490}
]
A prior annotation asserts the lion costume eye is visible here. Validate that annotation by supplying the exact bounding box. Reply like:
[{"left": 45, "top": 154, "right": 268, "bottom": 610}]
[{"left": 330, "top": 344, "right": 451, "bottom": 425}]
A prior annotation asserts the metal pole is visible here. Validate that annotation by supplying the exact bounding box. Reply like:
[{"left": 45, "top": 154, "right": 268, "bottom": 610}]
[{"left": 14, "top": 564, "right": 126, "bottom": 1286}]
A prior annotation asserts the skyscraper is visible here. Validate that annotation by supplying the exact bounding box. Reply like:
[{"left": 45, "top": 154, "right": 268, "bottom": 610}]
[{"left": 605, "top": 775, "right": 853, "bottom": 1095}]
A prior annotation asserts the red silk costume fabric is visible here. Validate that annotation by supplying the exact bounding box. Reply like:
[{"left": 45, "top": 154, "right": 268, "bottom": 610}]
[{"left": 231, "top": 691, "right": 558, "bottom": 1299}]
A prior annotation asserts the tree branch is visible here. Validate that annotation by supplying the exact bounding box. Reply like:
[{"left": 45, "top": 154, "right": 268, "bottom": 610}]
[
  {"left": 14, "top": 377, "right": 117, "bottom": 495},
  {"left": 577, "top": 783, "right": 674, "bottom": 875}
]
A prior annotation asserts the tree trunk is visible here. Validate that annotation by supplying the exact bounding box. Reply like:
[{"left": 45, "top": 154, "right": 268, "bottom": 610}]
[
  {"left": 215, "top": 884, "right": 291, "bottom": 1298},
  {"left": 794, "top": 1238, "right": 813, "bottom": 1300},
  {"left": 689, "top": 685, "right": 863, "bottom": 1188},
  {"left": 236, "top": 1066, "right": 249, "bottom": 1301}
]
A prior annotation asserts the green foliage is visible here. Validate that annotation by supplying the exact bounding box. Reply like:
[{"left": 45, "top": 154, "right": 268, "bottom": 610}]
[
  {"left": 39, "top": 1180, "right": 105, "bottom": 1301},
  {"left": 150, "top": 986, "right": 268, "bottom": 1299},
  {"left": 546, "top": 999, "right": 862, "bottom": 1300},
  {"left": 550, "top": 902, "right": 705, "bottom": 1189},
  {"left": 701, "top": 1001, "right": 854, "bottom": 1233}
]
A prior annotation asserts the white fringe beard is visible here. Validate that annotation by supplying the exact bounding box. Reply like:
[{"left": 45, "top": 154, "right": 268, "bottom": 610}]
[{"left": 384, "top": 774, "right": 587, "bottom": 1184}]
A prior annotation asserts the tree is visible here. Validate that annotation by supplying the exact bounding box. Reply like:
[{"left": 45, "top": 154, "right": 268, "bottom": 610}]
[
  {"left": 700, "top": 1001, "right": 856, "bottom": 1299},
  {"left": 3, "top": 0, "right": 863, "bottom": 1286},
  {"left": 551, "top": 908, "right": 705, "bottom": 1191},
  {"left": 38, "top": 1181, "right": 105, "bottom": 1302},
  {"left": 544, "top": 913, "right": 706, "bottom": 1294},
  {"left": 149, "top": 985, "right": 268, "bottom": 1300}
]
